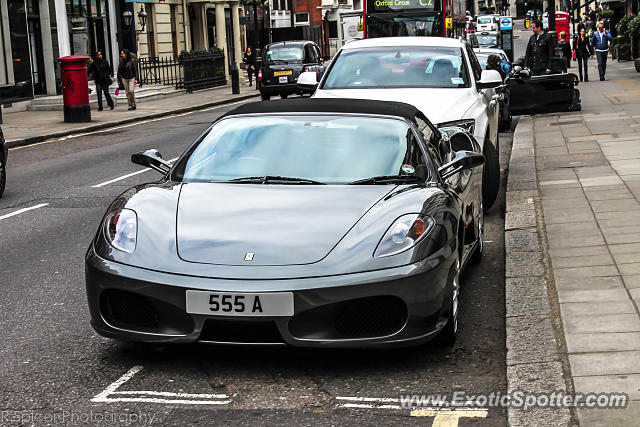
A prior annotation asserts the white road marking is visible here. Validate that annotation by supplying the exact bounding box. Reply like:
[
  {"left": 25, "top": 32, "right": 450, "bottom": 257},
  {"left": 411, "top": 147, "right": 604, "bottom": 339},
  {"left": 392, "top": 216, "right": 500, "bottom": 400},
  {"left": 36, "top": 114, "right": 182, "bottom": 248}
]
[
  {"left": 341, "top": 403, "right": 403, "bottom": 410},
  {"left": 91, "top": 365, "right": 231, "bottom": 405},
  {"left": 0, "top": 203, "right": 49, "bottom": 220},
  {"left": 336, "top": 396, "right": 401, "bottom": 402},
  {"left": 92, "top": 157, "right": 179, "bottom": 188}
]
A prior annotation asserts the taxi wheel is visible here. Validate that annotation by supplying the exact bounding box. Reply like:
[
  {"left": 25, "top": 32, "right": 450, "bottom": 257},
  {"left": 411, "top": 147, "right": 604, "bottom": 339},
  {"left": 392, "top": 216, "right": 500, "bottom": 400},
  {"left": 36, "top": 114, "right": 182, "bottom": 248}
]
[
  {"left": 260, "top": 93, "right": 270, "bottom": 101},
  {"left": 280, "top": 93, "right": 288, "bottom": 99},
  {"left": 482, "top": 136, "right": 500, "bottom": 212}
]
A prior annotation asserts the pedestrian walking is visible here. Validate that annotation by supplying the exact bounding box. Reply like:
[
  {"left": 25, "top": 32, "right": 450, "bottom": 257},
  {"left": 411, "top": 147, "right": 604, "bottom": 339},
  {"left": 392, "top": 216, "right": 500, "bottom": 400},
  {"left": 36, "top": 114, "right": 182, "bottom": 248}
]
[
  {"left": 574, "top": 28, "right": 593, "bottom": 81},
  {"left": 558, "top": 32, "right": 572, "bottom": 69},
  {"left": 591, "top": 22, "right": 612, "bottom": 81},
  {"left": 524, "top": 20, "right": 554, "bottom": 76},
  {"left": 89, "top": 51, "right": 114, "bottom": 111},
  {"left": 243, "top": 47, "right": 257, "bottom": 88},
  {"left": 117, "top": 49, "right": 139, "bottom": 110}
]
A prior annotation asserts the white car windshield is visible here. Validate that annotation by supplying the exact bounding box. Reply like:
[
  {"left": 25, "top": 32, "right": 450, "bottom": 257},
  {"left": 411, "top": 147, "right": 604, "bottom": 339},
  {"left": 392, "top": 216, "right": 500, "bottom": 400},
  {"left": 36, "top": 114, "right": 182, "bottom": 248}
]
[
  {"left": 173, "top": 115, "right": 430, "bottom": 184},
  {"left": 322, "top": 46, "right": 469, "bottom": 89}
]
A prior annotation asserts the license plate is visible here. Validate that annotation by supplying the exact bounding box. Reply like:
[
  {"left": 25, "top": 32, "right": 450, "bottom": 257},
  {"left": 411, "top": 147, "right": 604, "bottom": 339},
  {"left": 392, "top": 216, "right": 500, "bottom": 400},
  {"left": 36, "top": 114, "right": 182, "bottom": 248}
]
[
  {"left": 274, "top": 70, "right": 293, "bottom": 76},
  {"left": 279, "top": 76, "right": 288, "bottom": 84},
  {"left": 186, "top": 290, "right": 294, "bottom": 317}
]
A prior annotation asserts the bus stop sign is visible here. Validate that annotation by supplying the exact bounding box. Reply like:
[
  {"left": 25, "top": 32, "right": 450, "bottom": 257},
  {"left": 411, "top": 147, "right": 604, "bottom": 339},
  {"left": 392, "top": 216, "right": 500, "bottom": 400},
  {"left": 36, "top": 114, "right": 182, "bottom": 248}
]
[
  {"left": 500, "top": 17, "right": 512, "bottom": 30},
  {"left": 499, "top": 17, "right": 514, "bottom": 62}
]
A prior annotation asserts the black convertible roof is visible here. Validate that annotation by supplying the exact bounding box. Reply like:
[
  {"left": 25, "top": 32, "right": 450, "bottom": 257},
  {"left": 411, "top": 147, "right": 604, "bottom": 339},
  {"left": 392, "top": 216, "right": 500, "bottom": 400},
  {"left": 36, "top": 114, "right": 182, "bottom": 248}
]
[{"left": 221, "top": 98, "right": 427, "bottom": 125}]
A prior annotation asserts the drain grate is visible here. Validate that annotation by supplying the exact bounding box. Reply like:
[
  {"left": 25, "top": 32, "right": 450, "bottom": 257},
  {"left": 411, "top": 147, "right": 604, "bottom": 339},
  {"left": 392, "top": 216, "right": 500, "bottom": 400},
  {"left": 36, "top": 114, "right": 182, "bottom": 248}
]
[{"left": 550, "top": 120, "right": 582, "bottom": 126}]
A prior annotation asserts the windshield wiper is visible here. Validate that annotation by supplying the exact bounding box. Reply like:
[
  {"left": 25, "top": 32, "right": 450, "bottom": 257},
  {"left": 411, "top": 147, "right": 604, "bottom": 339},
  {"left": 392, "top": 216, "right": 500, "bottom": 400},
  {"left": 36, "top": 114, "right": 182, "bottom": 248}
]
[
  {"left": 228, "top": 176, "right": 326, "bottom": 185},
  {"left": 349, "top": 175, "right": 423, "bottom": 185}
]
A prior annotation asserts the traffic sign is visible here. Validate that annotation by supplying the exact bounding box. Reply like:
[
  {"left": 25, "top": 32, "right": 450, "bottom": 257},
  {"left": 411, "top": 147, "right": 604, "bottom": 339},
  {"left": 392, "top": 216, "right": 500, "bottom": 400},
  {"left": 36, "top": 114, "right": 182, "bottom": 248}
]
[{"left": 500, "top": 17, "right": 513, "bottom": 30}]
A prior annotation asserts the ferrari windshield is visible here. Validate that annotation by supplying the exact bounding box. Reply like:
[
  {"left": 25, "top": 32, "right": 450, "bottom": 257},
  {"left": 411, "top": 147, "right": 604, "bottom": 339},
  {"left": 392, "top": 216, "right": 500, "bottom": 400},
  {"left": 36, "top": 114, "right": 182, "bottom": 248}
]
[
  {"left": 322, "top": 46, "right": 469, "bottom": 89},
  {"left": 173, "top": 115, "right": 430, "bottom": 184}
]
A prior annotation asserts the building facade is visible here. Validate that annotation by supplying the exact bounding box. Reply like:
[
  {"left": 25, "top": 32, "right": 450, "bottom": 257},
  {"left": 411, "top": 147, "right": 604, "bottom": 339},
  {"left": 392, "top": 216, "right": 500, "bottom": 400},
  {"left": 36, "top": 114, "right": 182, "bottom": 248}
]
[{"left": 0, "top": 0, "right": 245, "bottom": 104}]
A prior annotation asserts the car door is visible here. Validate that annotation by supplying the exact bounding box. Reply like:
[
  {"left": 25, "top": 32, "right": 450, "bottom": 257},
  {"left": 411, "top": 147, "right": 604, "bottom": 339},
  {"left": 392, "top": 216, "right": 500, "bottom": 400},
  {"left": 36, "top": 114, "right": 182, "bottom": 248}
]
[
  {"left": 508, "top": 73, "right": 578, "bottom": 116},
  {"left": 466, "top": 45, "right": 498, "bottom": 141}
]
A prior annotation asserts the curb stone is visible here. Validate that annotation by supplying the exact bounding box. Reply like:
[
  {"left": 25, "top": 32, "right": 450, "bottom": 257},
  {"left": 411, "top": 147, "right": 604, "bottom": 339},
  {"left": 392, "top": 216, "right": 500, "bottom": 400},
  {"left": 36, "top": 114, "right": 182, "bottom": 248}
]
[
  {"left": 505, "top": 116, "right": 574, "bottom": 427},
  {"left": 5, "top": 93, "right": 259, "bottom": 149}
]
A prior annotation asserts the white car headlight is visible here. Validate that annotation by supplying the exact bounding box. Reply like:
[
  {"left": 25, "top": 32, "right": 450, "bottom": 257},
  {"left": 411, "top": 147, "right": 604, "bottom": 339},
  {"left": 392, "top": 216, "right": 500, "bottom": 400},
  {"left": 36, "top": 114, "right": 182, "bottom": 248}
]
[
  {"left": 104, "top": 208, "right": 137, "bottom": 253},
  {"left": 438, "top": 119, "right": 475, "bottom": 135},
  {"left": 374, "top": 214, "right": 435, "bottom": 258}
]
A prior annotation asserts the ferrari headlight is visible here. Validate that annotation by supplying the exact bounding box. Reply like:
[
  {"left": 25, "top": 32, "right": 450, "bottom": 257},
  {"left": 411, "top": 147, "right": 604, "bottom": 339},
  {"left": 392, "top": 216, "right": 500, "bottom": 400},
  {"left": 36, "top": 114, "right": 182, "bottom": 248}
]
[
  {"left": 374, "top": 214, "right": 435, "bottom": 258},
  {"left": 104, "top": 208, "right": 137, "bottom": 253},
  {"left": 438, "top": 119, "right": 475, "bottom": 135}
]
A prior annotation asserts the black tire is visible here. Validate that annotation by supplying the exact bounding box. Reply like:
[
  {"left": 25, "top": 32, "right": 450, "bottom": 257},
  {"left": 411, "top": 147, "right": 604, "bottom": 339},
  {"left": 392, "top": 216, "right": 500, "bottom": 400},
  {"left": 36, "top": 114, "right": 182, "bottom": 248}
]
[
  {"left": 482, "top": 136, "right": 500, "bottom": 212},
  {"left": 0, "top": 158, "right": 5, "bottom": 198},
  {"left": 437, "top": 262, "right": 460, "bottom": 346},
  {"left": 260, "top": 93, "right": 270, "bottom": 101},
  {"left": 499, "top": 115, "right": 512, "bottom": 132},
  {"left": 280, "top": 93, "right": 288, "bottom": 99},
  {"left": 469, "top": 206, "right": 484, "bottom": 265}
]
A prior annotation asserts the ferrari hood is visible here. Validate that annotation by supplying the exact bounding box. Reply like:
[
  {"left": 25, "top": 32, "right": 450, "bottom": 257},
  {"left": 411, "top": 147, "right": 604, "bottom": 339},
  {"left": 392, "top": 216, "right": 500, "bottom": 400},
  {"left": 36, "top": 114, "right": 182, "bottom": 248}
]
[
  {"left": 314, "top": 88, "right": 475, "bottom": 126},
  {"left": 176, "top": 183, "right": 392, "bottom": 266}
]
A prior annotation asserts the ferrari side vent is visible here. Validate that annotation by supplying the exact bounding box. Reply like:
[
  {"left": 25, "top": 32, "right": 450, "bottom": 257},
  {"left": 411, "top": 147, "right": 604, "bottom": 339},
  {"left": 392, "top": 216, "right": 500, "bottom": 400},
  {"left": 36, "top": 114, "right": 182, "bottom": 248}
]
[
  {"left": 449, "top": 133, "right": 475, "bottom": 152},
  {"left": 334, "top": 296, "right": 407, "bottom": 338}
]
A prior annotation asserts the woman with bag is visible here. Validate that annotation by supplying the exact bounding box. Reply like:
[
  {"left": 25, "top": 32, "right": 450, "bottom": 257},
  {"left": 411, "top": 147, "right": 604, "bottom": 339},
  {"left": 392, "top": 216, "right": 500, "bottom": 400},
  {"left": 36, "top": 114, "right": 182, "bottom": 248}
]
[
  {"left": 243, "top": 47, "right": 257, "bottom": 87},
  {"left": 574, "top": 28, "right": 594, "bottom": 82},
  {"left": 89, "top": 51, "right": 114, "bottom": 111},
  {"left": 117, "top": 49, "right": 139, "bottom": 110}
]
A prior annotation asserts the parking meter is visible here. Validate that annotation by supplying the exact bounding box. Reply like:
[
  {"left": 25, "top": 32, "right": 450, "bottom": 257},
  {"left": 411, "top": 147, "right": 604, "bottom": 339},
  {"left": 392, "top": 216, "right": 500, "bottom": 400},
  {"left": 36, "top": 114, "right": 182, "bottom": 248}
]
[{"left": 499, "top": 16, "right": 514, "bottom": 62}]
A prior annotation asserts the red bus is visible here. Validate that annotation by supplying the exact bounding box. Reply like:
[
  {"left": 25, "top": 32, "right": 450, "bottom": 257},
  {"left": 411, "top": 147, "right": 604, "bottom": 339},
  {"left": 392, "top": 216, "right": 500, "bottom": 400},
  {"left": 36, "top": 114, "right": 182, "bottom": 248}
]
[{"left": 364, "top": 0, "right": 466, "bottom": 39}]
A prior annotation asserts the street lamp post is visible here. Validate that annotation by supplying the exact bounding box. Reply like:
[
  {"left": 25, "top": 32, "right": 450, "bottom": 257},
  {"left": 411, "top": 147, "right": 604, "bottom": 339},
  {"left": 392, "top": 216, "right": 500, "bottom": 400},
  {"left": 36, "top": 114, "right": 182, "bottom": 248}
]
[{"left": 122, "top": 5, "right": 148, "bottom": 33}]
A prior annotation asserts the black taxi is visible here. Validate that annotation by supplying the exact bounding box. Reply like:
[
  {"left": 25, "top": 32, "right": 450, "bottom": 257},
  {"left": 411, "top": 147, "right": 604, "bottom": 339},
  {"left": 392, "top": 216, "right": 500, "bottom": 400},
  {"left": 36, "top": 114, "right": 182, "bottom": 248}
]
[{"left": 258, "top": 40, "right": 323, "bottom": 101}]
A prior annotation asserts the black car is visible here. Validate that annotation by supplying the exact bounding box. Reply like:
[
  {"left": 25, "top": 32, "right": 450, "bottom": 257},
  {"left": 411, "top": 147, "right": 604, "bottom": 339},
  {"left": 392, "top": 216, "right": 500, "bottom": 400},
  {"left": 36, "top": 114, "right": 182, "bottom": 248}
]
[
  {"left": 258, "top": 41, "right": 323, "bottom": 101},
  {"left": 86, "top": 98, "right": 486, "bottom": 348},
  {"left": 0, "top": 125, "right": 6, "bottom": 198}
]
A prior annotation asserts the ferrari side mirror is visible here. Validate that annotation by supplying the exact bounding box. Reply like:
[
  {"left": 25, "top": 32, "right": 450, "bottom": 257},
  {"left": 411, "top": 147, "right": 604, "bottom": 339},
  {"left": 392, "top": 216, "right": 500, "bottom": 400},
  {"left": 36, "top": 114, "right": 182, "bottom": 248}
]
[
  {"left": 438, "top": 150, "right": 485, "bottom": 180},
  {"left": 131, "top": 149, "right": 171, "bottom": 174}
]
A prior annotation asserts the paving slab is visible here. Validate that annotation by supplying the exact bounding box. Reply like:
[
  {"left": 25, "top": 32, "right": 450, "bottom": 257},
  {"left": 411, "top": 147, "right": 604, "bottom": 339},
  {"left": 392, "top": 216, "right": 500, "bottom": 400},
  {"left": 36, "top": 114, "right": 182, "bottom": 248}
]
[
  {"left": 624, "top": 275, "right": 640, "bottom": 289},
  {"left": 555, "top": 276, "right": 625, "bottom": 291},
  {"left": 562, "top": 313, "right": 640, "bottom": 334},
  {"left": 552, "top": 254, "right": 614, "bottom": 268},
  {"left": 573, "top": 374, "right": 640, "bottom": 400},
  {"left": 577, "top": 400, "right": 640, "bottom": 427},
  {"left": 569, "top": 351, "right": 640, "bottom": 376},
  {"left": 553, "top": 265, "right": 619, "bottom": 280},
  {"left": 565, "top": 332, "right": 640, "bottom": 353},
  {"left": 560, "top": 300, "right": 637, "bottom": 316},
  {"left": 557, "top": 288, "right": 630, "bottom": 303}
]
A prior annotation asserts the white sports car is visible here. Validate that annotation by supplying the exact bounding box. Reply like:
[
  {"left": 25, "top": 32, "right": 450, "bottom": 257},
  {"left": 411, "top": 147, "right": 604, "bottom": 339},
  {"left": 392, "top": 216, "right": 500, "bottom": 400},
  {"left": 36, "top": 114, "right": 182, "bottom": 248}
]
[{"left": 299, "top": 37, "right": 503, "bottom": 210}]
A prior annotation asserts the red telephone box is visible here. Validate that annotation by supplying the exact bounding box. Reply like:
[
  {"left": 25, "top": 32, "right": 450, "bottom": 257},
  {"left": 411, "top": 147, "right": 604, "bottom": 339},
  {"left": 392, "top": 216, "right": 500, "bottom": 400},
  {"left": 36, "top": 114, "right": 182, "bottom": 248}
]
[
  {"left": 555, "top": 11, "right": 570, "bottom": 41},
  {"left": 58, "top": 56, "right": 91, "bottom": 123}
]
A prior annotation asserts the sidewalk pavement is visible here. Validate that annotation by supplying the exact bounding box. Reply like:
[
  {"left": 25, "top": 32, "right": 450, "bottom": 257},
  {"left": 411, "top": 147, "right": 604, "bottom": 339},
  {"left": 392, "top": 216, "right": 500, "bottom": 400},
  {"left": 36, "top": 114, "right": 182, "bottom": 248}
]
[
  {"left": 1, "top": 83, "right": 260, "bottom": 148},
  {"left": 506, "top": 58, "right": 640, "bottom": 426}
]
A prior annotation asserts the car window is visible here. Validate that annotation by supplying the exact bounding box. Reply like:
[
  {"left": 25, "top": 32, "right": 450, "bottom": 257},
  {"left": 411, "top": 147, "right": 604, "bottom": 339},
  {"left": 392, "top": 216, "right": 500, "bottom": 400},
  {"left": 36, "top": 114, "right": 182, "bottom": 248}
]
[
  {"left": 476, "top": 34, "right": 498, "bottom": 47},
  {"left": 172, "top": 115, "right": 433, "bottom": 184},
  {"left": 264, "top": 46, "right": 304, "bottom": 64},
  {"left": 465, "top": 45, "right": 483, "bottom": 81},
  {"left": 477, "top": 17, "right": 492, "bottom": 24},
  {"left": 322, "top": 46, "right": 470, "bottom": 89}
]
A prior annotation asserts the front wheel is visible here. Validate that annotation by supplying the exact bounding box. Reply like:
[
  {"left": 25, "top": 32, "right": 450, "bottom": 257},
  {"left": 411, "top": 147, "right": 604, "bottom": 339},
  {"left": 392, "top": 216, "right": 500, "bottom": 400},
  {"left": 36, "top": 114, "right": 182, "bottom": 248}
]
[
  {"left": 469, "top": 205, "right": 484, "bottom": 265},
  {"left": 437, "top": 261, "right": 460, "bottom": 346},
  {"left": 482, "top": 136, "right": 500, "bottom": 212},
  {"left": 279, "top": 93, "right": 288, "bottom": 99},
  {"left": 0, "top": 158, "right": 5, "bottom": 198}
]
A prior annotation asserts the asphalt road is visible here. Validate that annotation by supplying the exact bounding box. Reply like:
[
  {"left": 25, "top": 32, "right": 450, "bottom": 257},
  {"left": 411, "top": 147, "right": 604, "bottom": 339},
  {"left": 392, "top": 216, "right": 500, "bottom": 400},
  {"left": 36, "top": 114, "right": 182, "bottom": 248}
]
[{"left": 0, "top": 99, "right": 514, "bottom": 424}]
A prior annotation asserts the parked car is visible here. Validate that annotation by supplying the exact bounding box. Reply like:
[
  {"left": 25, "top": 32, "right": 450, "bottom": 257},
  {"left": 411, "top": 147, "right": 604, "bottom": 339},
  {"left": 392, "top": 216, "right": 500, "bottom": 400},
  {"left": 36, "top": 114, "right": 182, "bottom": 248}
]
[
  {"left": 0, "top": 125, "right": 6, "bottom": 198},
  {"left": 258, "top": 40, "right": 323, "bottom": 101},
  {"left": 475, "top": 31, "right": 501, "bottom": 48},
  {"left": 474, "top": 48, "right": 512, "bottom": 131},
  {"left": 300, "top": 37, "right": 503, "bottom": 211},
  {"left": 476, "top": 15, "right": 497, "bottom": 31},
  {"left": 86, "top": 98, "right": 486, "bottom": 347}
]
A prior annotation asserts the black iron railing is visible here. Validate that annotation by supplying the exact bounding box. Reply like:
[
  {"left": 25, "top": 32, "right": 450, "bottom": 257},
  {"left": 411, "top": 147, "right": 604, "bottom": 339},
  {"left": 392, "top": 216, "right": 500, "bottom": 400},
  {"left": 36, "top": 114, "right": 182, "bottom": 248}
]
[
  {"left": 137, "top": 54, "right": 227, "bottom": 92},
  {"left": 138, "top": 57, "right": 184, "bottom": 89},
  {"left": 181, "top": 54, "right": 226, "bottom": 93}
]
